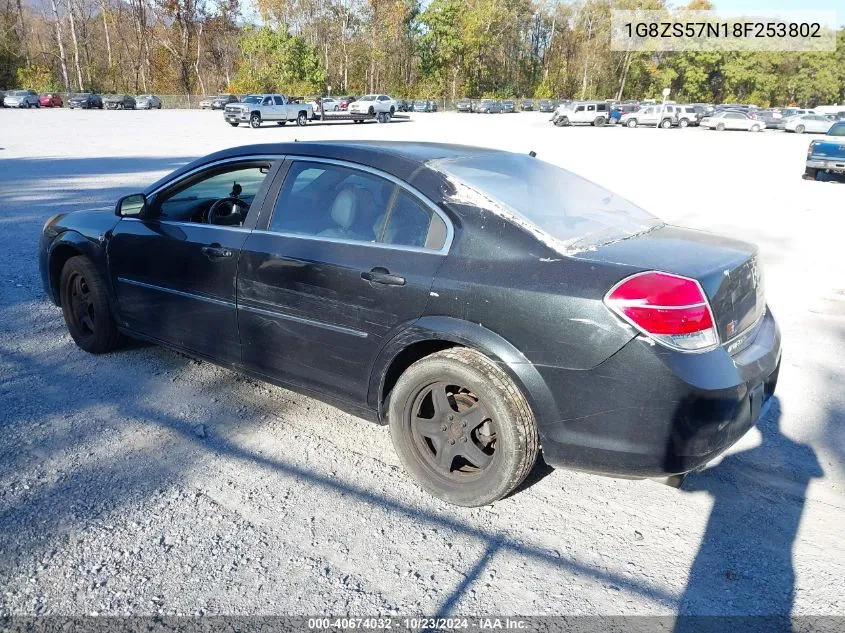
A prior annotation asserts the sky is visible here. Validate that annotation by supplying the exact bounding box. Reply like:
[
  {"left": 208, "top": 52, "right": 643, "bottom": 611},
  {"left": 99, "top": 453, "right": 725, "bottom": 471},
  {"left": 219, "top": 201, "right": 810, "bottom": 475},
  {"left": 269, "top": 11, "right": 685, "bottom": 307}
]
[{"left": 709, "top": 1, "right": 842, "bottom": 26}]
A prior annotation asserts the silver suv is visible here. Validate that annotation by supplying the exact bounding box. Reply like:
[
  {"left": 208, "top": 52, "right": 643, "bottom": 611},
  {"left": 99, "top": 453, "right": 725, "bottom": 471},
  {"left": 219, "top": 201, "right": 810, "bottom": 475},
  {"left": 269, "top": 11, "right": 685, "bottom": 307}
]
[{"left": 3, "top": 89, "right": 39, "bottom": 108}]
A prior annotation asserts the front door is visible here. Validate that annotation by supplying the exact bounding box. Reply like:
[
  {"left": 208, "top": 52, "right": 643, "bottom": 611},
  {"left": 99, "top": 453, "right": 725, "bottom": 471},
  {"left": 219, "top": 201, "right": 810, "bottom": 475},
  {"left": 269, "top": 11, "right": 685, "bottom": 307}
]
[
  {"left": 108, "top": 158, "right": 277, "bottom": 364},
  {"left": 238, "top": 159, "right": 452, "bottom": 404}
]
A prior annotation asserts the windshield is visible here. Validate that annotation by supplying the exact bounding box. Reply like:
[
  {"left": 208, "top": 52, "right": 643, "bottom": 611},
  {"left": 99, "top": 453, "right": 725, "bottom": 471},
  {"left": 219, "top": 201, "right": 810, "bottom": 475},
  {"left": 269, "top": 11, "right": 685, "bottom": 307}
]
[
  {"left": 431, "top": 153, "right": 662, "bottom": 251},
  {"left": 358, "top": 95, "right": 375, "bottom": 101},
  {"left": 11, "top": 90, "right": 29, "bottom": 96},
  {"left": 216, "top": 94, "right": 232, "bottom": 99},
  {"left": 241, "top": 95, "right": 261, "bottom": 104},
  {"left": 71, "top": 93, "right": 88, "bottom": 98}
]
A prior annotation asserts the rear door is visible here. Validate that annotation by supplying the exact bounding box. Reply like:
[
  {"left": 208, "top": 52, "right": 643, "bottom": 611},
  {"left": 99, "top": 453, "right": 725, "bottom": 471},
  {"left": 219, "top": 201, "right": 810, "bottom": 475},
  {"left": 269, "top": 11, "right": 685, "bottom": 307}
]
[{"left": 237, "top": 158, "right": 452, "bottom": 404}]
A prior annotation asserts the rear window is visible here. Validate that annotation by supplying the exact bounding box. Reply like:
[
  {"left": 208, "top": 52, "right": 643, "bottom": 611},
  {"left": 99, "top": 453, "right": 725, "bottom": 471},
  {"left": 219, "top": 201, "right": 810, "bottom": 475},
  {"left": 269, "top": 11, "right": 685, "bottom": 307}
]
[
  {"left": 431, "top": 154, "right": 662, "bottom": 251},
  {"left": 827, "top": 123, "right": 845, "bottom": 136}
]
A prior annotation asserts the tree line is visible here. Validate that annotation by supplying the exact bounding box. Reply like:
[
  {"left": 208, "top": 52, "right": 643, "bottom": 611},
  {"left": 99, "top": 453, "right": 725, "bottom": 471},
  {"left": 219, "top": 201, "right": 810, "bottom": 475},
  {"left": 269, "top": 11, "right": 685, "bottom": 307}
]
[{"left": 1, "top": 0, "right": 843, "bottom": 107}]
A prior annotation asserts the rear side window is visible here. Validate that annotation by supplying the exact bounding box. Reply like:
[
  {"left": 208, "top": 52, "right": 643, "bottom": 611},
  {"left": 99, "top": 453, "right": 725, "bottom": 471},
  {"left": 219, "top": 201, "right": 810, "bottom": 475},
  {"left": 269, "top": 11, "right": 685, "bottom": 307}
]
[
  {"left": 270, "top": 161, "right": 448, "bottom": 250},
  {"left": 274, "top": 96, "right": 284, "bottom": 105}
]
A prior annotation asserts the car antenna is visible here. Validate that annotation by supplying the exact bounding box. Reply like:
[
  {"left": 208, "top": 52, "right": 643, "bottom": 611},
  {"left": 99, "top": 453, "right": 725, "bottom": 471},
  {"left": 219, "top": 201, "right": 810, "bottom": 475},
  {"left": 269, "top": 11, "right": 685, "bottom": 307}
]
[{"left": 529, "top": 150, "right": 537, "bottom": 157}]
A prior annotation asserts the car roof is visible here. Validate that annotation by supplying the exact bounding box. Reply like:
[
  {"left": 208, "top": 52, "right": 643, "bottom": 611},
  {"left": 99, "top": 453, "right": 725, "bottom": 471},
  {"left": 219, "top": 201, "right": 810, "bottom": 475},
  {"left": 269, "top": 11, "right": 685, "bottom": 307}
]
[{"left": 145, "top": 141, "right": 508, "bottom": 195}]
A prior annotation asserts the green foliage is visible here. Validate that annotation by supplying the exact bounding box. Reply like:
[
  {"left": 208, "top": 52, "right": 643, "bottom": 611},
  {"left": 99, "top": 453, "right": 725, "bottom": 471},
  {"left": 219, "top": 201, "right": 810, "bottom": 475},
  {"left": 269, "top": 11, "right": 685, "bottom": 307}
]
[
  {"left": 16, "top": 65, "right": 60, "bottom": 92},
  {"left": 229, "top": 25, "right": 327, "bottom": 95}
]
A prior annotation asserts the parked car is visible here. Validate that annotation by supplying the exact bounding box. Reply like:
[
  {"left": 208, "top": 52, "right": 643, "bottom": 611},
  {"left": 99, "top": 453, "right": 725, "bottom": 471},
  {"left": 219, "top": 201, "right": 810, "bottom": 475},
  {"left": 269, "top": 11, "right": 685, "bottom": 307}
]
[
  {"left": 476, "top": 99, "right": 501, "bottom": 113},
  {"left": 412, "top": 99, "right": 437, "bottom": 113},
  {"left": 212, "top": 94, "right": 239, "bottom": 110},
  {"left": 780, "top": 108, "right": 815, "bottom": 119},
  {"left": 620, "top": 104, "right": 677, "bottom": 128},
  {"left": 805, "top": 120, "right": 845, "bottom": 180},
  {"left": 538, "top": 99, "right": 555, "bottom": 113},
  {"left": 338, "top": 96, "right": 356, "bottom": 111},
  {"left": 501, "top": 100, "right": 516, "bottom": 113},
  {"left": 199, "top": 96, "right": 215, "bottom": 109},
  {"left": 784, "top": 113, "right": 838, "bottom": 134},
  {"left": 39, "top": 141, "right": 780, "bottom": 506},
  {"left": 394, "top": 99, "right": 411, "bottom": 112},
  {"left": 135, "top": 94, "right": 162, "bottom": 110},
  {"left": 520, "top": 99, "right": 534, "bottom": 111},
  {"left": 753, "top": 109, "right": 782, "bottom": 128},
  {"left": 349, "top": 94, "right": 397, "bottom": 117},
  {"left": 104, "top": 94, "right": 136, "bottom": 110},
  {"left": 675, "top": 105, "right": 703, "bottom": 127},
  {"left": 456, "top": 98, "right": 473, "bottom": 113},
  {"left": 68, "top": 93, "right": 103, "bottom": 109},
  {"left": 3, "top": 89, "right": 40, "bottom": 108},
  {"left": 609, "top": 103, "right": 639, "bottom": 125},
  {"left": 312, "top": 97, "right": 340, "bottom": 113},
  {"left": 552, "top": 101, "right": 610, "bottom": 126},
  {"left": 700, "top": 110, "right": 766, "bottom": 132},
  {"left": 39, "top": 93, "right": 63, "bottom": 107},
  {"left": 224, "top": 94, "right": 314, "bottom": 128}
]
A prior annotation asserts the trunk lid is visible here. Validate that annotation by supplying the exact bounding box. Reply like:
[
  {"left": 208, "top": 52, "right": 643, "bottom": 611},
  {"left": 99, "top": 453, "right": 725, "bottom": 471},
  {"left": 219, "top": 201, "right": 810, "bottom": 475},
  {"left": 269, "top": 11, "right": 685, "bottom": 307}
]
[
  {"left": 810, "top": 138, "right": 845, "bottom": 160},
  {"left": 575, "top": 225, "right": 765, "bottom": 347}
]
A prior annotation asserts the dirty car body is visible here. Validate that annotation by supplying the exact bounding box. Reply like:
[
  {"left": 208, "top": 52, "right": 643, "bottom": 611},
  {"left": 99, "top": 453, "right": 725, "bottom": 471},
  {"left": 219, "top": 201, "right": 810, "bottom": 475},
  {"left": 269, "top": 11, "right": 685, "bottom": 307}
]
[{"left": 39, "top": 141, "right": 781, "bottom": 491}]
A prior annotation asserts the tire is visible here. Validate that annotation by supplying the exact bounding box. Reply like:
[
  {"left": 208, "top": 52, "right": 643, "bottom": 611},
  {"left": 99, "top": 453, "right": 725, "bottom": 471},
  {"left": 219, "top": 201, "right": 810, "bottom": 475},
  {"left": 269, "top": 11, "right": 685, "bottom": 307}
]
[
  {"left": 59, "top": 256, "right": 123, "bottom": 354},
  {"left": 750, "top": 124, "right": 760, "bottom": 132},
  {"left": 333, "top": 105, "right": 339, "bottom": 111},
  {"left": 277, "top": 121, "right": 286, "bottom": 126},
  {"left": 388, "top": 347, "right": 539, "bottom": 506},
  {"left": 678, "top": 118, "right": 689, "bottom": 128},
  {"left": 368, "top": 106, "right": 375, "bottom": 116},
  {"left": 627, "top": 118, "right": 638, "bottom": 128},
  {"left": 660, "top": 118, "right": 672, "bottom": 129},
  {"left": 389, "top": 106, "right": 395, "bottom": 117},
  {"left": 229, "top": 121, "right": 239, "bottom": 127},
  {"left": 716, "top": 123, "right": 726, "bottom": 131},
  {"left": 250, "top": 113, "right": 261, "bottom": 128},
  {"left": 594, "top": 116, "right": 605, "bottom": 126},
  {"left": 795, "top": 125, "right": 805, "bottom": 134},
  {"left": 803, "top": 168, "right": 819, "bottom": 181},
  {"left": 554, "top": 116, "right": 569, "bottom": 127},
  {"left": 296, "top": 112, "right": 308, "bottom": 126}
]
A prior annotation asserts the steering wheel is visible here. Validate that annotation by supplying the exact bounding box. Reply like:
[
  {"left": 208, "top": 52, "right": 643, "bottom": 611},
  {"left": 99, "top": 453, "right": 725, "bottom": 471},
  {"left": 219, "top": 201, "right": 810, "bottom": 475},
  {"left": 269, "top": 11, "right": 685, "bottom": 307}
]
[{"left": 207, "top": 197, "right": 250, "bottom": 225}]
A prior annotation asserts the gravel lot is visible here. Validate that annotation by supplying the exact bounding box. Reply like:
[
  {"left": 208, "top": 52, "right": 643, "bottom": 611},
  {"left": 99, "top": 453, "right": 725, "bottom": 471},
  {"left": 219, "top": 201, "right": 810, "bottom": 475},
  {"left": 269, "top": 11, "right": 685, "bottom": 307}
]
[{"left": 0, "top": 109, "right": 843, "bottom": 619}]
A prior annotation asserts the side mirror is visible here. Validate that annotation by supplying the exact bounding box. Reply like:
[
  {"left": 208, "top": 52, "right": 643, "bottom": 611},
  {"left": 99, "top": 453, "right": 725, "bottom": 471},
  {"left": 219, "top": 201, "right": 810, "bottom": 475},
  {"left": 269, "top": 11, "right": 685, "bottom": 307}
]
[{"left": 115, "top": 193, "right": 147, "bottom": 218}]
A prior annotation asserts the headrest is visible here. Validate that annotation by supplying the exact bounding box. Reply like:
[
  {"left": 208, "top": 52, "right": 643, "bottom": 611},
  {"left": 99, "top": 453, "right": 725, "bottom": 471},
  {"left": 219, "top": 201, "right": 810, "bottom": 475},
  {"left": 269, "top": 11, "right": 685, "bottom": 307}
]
[{"left": 330, "top": 189, "right": 357, "bottom": 229}]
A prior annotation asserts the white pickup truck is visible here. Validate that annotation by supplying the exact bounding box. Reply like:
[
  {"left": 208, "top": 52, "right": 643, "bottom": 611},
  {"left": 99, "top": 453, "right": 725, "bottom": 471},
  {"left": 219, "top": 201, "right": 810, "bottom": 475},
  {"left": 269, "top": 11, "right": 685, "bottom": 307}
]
[{"left": 224, "top": 94, "right": 315, "bottom": 128}]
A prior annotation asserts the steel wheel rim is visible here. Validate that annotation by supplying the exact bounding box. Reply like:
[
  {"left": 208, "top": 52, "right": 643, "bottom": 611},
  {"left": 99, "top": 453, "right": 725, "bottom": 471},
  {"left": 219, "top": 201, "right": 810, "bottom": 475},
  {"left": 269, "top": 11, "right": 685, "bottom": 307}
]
[
  {"left": 67, "top": 272, "right": 96, "bottom": 338},
  {"left": 407, "top": 381, "right": 498, "bottom": 482}
]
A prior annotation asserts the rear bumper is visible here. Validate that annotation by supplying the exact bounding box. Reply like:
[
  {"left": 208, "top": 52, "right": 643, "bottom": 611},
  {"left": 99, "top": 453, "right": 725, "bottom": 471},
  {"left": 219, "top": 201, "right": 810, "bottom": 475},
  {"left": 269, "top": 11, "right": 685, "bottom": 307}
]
[
  {"left": 536, "top": 309, "right": 781, "bottom": 478},
  {"left": 807, "top": 157, "right": 845, "bottom": 173}
]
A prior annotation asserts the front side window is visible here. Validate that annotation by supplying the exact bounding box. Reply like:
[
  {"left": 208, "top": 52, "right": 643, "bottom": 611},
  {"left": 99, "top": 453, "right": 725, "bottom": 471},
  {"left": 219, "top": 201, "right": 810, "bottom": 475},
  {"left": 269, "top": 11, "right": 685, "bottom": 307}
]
[
  {"left": 274, "top": 96, "right": 284, "bottom": 105},
  {"left": 156, "top": 163, "right": 271, "bottom": 225},
  {"left": 270, "top": 162, "right": 447, "bottom": 250}
]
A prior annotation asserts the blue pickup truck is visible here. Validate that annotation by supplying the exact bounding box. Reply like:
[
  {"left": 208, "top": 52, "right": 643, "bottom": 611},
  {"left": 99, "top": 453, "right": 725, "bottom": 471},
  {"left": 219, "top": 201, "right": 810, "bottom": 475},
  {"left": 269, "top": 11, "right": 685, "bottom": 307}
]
[{"left": 805, "top": 120, "right": 845, "bottom": 180}]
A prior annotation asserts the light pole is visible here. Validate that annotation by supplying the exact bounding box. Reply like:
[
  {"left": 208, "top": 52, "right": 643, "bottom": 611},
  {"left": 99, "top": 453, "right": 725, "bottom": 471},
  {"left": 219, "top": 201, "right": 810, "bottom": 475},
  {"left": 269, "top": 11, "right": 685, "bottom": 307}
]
[{"left": 659, "top": 87, "right": 670, "bottom": 129}]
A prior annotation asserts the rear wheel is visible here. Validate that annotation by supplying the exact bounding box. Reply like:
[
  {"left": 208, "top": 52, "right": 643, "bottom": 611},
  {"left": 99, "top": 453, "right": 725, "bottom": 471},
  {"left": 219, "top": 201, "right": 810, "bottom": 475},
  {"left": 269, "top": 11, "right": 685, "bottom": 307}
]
[
  {"left": 594, "top": 116, "right": 606, "bottom": 126},
  {"left": 59, "top": 256, "right": 123, "bottom": 354},
  {"left": 716, "top": 122, "right": 726, "bottom": 131},
  {"left": 277, "top": 121, "right": 286, "bottom": 126},
  {"left": 803, "top": 167, "right": 819, "bottom": 181},
  {"left": 660, "top": 118, "right": 672, "bottom": 129},
  {"left": 389, "top": 348, "right": 539, "bottom": 506},
  {"left": 296, "top": 112, "right": 308, "bottom": 126},
  {"left": 228, "top": 121, "right": 239, "bottom": 127},
  {"left": 678, "top": 118, "right": 689, "bottom": 128},
  {"left": 250, "top": 113, "right": 261, "bottom": 128},
  {"left": 795, "top": 124, "right": 805, "bottom": 134},
  {"left": 627, "top": 118, "right": 638, "bottom": 128}
]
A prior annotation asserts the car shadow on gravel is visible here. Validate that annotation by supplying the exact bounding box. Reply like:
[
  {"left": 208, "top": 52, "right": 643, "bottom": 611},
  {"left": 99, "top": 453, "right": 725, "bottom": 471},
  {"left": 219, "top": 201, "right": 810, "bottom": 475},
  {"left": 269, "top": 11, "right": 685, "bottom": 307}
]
[
  {"left": 673, "top": 396, "right": 823, "bottom": 631},
  {"left": 0, "top": 333, "right": 676, "bottom": 612}
]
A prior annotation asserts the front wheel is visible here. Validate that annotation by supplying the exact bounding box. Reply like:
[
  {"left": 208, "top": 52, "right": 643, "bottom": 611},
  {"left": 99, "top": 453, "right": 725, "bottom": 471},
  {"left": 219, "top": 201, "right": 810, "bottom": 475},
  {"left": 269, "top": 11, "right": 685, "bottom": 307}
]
[
  {"left": 250, "top": 113, "right": 261, "bottom": 128},
  {"left": 678, "top": 118, "right": 689, "bottom": 128},
  {"left": 59, "top": 256, "right": 123, "bottom": 354},
  {"left": 750, "top": 124, "right": 761, "bottom": 132},
  {"left": 716, "top": 122, "right": 726, "bottom": 131},
  {"left": 277, "top": 121, "right": 286, "bottom": 126},
  {"left": 389, "top": 348, "right": 539, "bottom": 506},
  {"left": 660, "top": 118, "right": 672, "bottom": 129},
  {"left": 795, "top": 125, "right": 805, "bottom": 134},
  {"left": 627, "top": 118, "right": 638, "bottom": 128}
]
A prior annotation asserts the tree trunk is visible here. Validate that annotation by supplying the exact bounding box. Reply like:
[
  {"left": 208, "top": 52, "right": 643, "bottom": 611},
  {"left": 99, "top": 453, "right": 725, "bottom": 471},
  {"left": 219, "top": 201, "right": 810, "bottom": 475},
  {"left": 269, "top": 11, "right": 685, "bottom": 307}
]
[
  {"left": 49, "top": 0, "right": 70, "bottom": 91},
  {"left": 616, "top": 50, "right": 632, "bottom": 101},
  {"left": 67, "top": 0, "right": 84, "bottom": 91},
  {"left": 194, "top": 21, "right": 205, "bottom": 96},
  {"left": 101, "top": 0, "right": 112, "bottom": 69}
]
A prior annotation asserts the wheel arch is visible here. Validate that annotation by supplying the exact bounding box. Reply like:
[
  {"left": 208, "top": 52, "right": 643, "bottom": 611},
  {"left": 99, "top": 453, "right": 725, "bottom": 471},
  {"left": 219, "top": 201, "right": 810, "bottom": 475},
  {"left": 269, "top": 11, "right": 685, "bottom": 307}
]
[
  {"left": 369, "top": 316, "right": 561, "bottom": 432},
  {"left": 46, "top": 232, "right": 101, "bottom": 305}
]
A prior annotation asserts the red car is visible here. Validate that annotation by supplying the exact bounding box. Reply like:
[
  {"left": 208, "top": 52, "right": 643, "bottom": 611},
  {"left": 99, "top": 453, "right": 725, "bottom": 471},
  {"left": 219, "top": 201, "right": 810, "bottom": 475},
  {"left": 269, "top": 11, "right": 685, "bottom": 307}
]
[
  {"left": 338, "top": 96, "right": 356, "bottom": 111},
  {"left": 39, "top": 93, "right": 63, "bottom": 107}
]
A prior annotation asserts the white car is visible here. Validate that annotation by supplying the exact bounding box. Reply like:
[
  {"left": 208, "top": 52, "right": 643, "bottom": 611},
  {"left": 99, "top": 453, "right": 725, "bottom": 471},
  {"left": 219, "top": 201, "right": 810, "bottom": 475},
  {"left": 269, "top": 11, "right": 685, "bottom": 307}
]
[
  {"left": 552, "top": 101, "right": 610, "bottom": 126},
  {"left": 317, "top": 97, "right": 340, "bottom": 112},
  {"left": 620, "top": 105, "right": 678, "bottom": 128},
  {"left": 784, "top": 114, "right": 839, "bottom": 134},
  {"left": 348, "top": 94, "right": 397, "bottom": 117},
  {"left": 700, "top": 111, "right": 766, "bottom": 132}
]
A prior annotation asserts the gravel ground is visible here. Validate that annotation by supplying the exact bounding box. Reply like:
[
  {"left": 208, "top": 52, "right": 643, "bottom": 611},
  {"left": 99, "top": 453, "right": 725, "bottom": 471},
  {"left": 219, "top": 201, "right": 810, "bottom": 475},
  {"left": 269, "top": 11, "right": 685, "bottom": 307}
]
[{"left": 0, "top": 109, "right": 843, "bottom": 619}]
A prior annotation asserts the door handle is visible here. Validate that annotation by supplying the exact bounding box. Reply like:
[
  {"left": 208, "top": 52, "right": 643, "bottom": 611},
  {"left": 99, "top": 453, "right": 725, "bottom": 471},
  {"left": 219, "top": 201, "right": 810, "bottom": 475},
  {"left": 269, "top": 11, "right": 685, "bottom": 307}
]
[
  {"left": 361, "top": 267, "right": 405, "bottom": 286},
  {"left": 201, "top": 244, "right": 233, "bottom": 260}
]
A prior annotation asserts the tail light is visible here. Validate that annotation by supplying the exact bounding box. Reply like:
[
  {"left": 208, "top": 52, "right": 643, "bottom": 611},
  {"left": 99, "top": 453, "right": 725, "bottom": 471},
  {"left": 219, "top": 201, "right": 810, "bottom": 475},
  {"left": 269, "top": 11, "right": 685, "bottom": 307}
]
[{"left": 604, "top": 271, "right": 719, "bottom": 353}]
